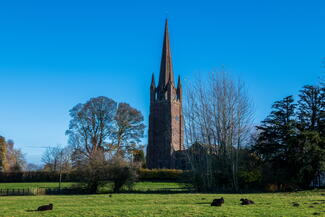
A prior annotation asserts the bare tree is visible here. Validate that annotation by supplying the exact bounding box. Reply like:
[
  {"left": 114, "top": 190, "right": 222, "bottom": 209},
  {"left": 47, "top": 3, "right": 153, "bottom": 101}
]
[
  {"left": 42, "top": 146, "right": 61, "bottom": 172},
  {"left": 184, "top": 70, "right": 254, "bottom": 191},
  {"left": 9, "top": 149, "right": 26, "bottom": 172},
  {"left": 66, "top": 97, "right": 145, "bottom": 162},
  {"left": 66, "top": 96, "right": 117, "bottom": 160},
  {"left": 41, "top": 145, "right": 71, "bottom": 172},
  {"left": 112, "top": 103, "right": 145, "bottom": 159}
]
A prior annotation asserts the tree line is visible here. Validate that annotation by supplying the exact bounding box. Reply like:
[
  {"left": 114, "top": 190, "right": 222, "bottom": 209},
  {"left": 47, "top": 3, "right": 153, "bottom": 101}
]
[
  {"left": 252, "top": 85, "right": 324, "bottom": 189},
  {"left": 184, "top": 70, "right": 324, "bottom": 192}
]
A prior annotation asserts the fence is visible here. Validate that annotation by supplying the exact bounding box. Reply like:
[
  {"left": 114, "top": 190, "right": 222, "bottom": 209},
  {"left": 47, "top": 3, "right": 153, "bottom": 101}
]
[
  {"left": 0, "top": 186, "right": 193, "bottom": 196},
  {"left": 0, "top": 188, "right": 38, "bottom": 196}
]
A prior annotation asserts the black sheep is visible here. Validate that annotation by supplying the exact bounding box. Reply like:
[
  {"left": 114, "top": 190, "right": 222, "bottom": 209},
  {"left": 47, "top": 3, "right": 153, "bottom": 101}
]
[
  {"left": 37, "top": 204, "right": 53, "bottom": 211},
  {"left": 211, "top": 197, "right": 224, "bottom": 206},
  {"left": 240, "top": 198, "right": 255, "bottom": 205}
]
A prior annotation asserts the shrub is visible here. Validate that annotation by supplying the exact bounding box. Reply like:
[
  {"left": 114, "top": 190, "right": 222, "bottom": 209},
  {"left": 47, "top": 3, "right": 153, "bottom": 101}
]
[
  {"left": 109, "top": 158, "right": 138, "bottom": 192},
  {"left": 238, "top": 170, "right": 262, "bottom": 189},
  {"left": 73, "top": 155, "right": 139, "bottom": 193}
]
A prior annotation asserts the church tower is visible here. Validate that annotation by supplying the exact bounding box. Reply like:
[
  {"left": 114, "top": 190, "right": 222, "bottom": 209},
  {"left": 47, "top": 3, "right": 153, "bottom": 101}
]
[{"left": 147, "top": 20, "right": 184, "bottom": 169}]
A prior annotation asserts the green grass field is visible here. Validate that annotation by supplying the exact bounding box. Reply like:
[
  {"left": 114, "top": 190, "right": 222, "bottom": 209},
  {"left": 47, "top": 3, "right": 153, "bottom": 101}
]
[{"left": 0, "top": 188, "right": 324, "bottom": 216}]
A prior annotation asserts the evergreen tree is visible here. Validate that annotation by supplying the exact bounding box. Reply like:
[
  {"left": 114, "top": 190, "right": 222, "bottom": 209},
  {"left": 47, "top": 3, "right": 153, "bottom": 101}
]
[
  {"left": 295, "top": 85, "right": 325, "bottom": 187},
  {"left": 297, "top": 85, "right": 324, "bottom": 132},
  {"left": 252, "top": 96, "right": 297, "bottom": 186},
  {"left": 289, "top": 131, "right": 325, "bottom": 187},
  {"left": 253, "top": 86, "right": 325, "bottom": 188}
]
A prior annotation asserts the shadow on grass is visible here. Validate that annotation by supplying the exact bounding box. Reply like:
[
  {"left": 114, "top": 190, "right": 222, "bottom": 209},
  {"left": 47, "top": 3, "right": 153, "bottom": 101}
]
[
  {"left": 115, "top": 189, "right": 194, "bottom": 194},
  {"left": 310, "top": 200, "right": 325, "bottom": 202},
  {"left": 195, "top": 202, "right": 211, "bottom": 204}
]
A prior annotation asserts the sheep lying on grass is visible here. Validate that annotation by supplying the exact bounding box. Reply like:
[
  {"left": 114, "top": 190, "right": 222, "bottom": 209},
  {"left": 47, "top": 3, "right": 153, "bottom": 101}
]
[
  {"left": 37, "top": 204, "right": 53, "bottom": 211},
  {"left": 240, "top": 198, "right": 255, "bottom": 205},
  {"left": 211, "top": 197, "right": 224, "bottom": 206}
]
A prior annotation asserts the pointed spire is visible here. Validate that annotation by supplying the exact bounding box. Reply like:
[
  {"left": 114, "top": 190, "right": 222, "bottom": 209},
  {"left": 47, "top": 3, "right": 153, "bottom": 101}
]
[
  {"left": 158, "top": 19, "right": 174, "bottom": 89},
  {"left": 151, "top": 73, "right": 156, "bottom": 88}
]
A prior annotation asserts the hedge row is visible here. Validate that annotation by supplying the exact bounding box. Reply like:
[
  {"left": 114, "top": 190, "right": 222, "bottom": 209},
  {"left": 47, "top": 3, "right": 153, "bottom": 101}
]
[
  {"left": 139, "top": 169, "right": 189, "bottom": 181},
  {"left": 0, "top": 169, "right": 189, "bottom": 182}
]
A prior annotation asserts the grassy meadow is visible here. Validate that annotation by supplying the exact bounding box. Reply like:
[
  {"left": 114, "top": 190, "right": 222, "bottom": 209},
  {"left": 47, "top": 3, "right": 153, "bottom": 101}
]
[
  {"left": 0, "top": 190, "right": 324, "bottom": 216},
  {"left": 0, "top": 182, "right": 324, "bottom": 217}
]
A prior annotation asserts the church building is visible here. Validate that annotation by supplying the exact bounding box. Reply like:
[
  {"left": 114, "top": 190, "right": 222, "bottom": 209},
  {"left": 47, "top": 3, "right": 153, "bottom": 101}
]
[{"left": 146, "top": 20, "right": 185, "bottom": 169}]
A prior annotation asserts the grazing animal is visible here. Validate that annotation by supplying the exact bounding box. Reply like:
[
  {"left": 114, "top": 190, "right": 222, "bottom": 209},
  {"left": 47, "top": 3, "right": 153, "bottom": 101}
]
[
  {"left": 240, "top": 198, "right": 255, "bottom": 205},
  {"left": 37, "top": 204, "right": 53, "bottom": 211},
  {"left": 211, "top": 197, "right": 224, "bottom": 206},
  {"left": 292, "top": 202, "right": 300, "bottom": 207}
]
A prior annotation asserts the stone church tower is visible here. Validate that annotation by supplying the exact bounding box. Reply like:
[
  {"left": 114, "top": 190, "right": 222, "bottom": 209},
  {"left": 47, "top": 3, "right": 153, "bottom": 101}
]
[{"left": 147, "top": 20, "right": 184, "bottom": 169}]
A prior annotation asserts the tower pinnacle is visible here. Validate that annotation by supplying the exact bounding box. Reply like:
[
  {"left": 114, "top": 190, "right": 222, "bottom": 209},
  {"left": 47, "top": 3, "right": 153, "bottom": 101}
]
[
  {"left": 177, "top": 75, "right": 181, "bottom": 89},
  {"left": 150, "top": 73, "right": 156, "bottom": 88}
]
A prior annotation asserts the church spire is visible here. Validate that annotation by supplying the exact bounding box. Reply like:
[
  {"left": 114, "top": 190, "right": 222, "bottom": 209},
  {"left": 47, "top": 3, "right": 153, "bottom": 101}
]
[{"left": 158, "top": 19, "right": 174, "bottom": 89}]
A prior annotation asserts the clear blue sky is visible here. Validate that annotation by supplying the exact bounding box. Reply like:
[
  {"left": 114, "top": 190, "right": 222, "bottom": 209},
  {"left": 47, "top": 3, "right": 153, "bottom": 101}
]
[{"left": 0, "top": 0, "right": 324, "bottom": 164}]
